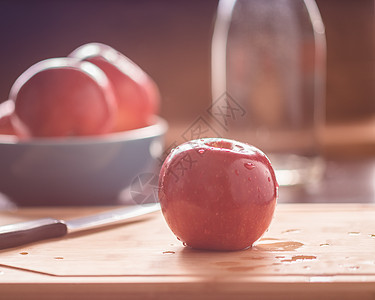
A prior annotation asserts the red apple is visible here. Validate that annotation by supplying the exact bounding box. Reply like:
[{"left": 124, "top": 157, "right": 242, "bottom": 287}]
[
  {"left": 69, "top": 43, "right": 160, "bottom": 132},
  {"left": 158, "top": 138, "right": 278, "bottom": 251},
  {"left": 0, "top": 100, "right": 16, "bottom": 135},
  {"left": 9, "top": 57, "right": 116, "bottom": 138}
]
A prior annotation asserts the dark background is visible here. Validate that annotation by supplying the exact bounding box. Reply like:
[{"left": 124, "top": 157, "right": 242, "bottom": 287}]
[{"left": 0, "top": 0, "right": 374, "bottom": 125}]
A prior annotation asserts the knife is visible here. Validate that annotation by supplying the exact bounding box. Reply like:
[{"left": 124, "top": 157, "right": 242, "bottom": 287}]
[{"left": 0, "top": 203, "right": 160, "bottom": 250}]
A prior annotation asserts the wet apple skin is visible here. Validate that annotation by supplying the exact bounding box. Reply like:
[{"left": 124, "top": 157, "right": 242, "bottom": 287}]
[{"left": 158, "top": 138, "right": 278, "bottom": 251}]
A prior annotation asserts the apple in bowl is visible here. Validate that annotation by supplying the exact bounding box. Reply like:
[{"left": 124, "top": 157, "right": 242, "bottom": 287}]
[
  {"left": 0, "top": 100, "right": 16, "bottom": 135},
  {"left": 69, "top": 43, "right": 160, "bottom": 132},
  {"left": 9, "top": 57, "right": 117, "bottom": 138},
  {"left": 158, "top": 138, "right": 278, "bottom": 251}
]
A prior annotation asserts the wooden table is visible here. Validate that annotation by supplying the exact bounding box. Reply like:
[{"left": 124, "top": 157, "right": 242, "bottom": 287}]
[{"left": 0, "top": 203, "right": 374, "bottom": 299}]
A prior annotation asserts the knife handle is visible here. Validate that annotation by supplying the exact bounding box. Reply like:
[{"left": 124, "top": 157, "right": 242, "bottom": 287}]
[{"left": 0, "top": 218, "right": 68, "bottom": 250}]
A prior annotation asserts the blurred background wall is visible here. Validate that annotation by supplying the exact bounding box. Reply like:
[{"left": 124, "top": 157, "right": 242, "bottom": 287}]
[{"left": 0, "top": 0, "right": 374, "bottom": 153}]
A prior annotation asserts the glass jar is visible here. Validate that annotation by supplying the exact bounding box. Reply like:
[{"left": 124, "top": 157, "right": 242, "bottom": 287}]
[{"left": 211, "top": 0, "right": 326, "bottom": 188}]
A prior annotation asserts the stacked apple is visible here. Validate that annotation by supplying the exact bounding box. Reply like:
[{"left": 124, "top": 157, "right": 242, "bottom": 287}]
[{"left": 0, "top": 43, "right": 160, "bottom": 138}]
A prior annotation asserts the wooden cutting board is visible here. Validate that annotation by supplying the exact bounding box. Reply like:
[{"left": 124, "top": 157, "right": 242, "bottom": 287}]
[{"left": 0, "top": 203, "right": 374, "bottom": 300}]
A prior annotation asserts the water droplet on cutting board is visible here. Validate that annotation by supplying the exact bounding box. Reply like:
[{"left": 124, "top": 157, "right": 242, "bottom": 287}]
[
  {"left": 280, "top": 255, "right": 317, "bottom": 263},
  {"left": 282, "top": 229, "right": 301, "bottom": 234},
  {"left": 255, "top": 241, "right": 304, "bottom": 251},
  {"left": 54, "top": 257, "right": 64, "bottom": 260},
  {"left": 319, "top": 243, "right": 329, "bottom": 247},
  {"left": 348, "top": 232, "right": 360, "bottom": 236},
  {"left": 19, "top": 252, "right": 28, "bottom": 255},
  {"left": 162, "top": 251, "right": 175, "bottom": 255}
]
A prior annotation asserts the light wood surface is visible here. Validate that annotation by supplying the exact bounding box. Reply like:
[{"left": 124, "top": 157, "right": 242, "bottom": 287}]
[{"left": 0, "top": 204, "right": 374, "bottom": 299}]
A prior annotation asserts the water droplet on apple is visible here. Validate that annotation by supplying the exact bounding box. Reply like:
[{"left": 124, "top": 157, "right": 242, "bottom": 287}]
[
  {"left": 182, "top": 242, "right": 187, "bottom": 247},
  {"left": 268, "top": 177, "right": 271, "bottom": 182},
  {"left": 235, "top": 169, "right": 240, "bottom": 176},
  {"left": 248, "top": 177, "right": 251, "bottom": 181},
  {"left": 244, "top": 162, "right": 255, "bottom": 170},
  {"left": 198, "top": 149, "right": 205, "bottom": 154}
]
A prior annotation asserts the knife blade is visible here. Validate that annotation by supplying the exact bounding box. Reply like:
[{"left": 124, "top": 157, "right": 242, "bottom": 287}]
[{"left": 0, "top": 203, "right": 160, "bottom": 250}]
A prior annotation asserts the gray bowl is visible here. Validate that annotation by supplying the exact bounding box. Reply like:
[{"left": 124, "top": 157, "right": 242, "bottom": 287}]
[{"left": 0, "top": 117, "right": 167, "bottom": 206}]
